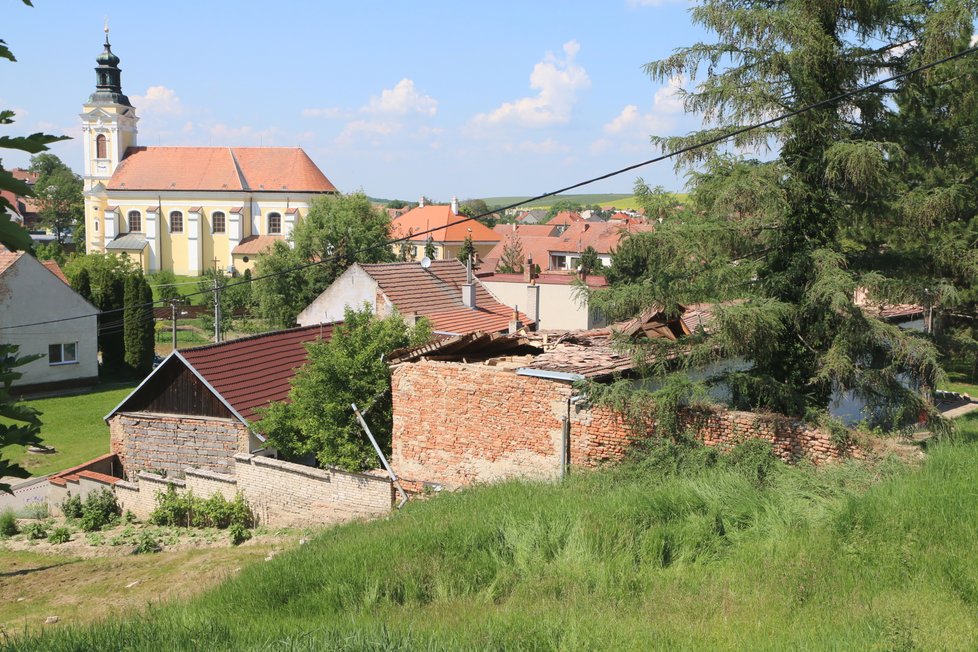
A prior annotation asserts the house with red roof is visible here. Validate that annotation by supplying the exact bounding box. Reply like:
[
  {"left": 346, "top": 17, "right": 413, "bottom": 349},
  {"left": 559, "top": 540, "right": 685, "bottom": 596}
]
[
  {"left": 104, "top": 323, "right": 335, "bottom": 478},
  {"left": 79, "top": 33, "right": 336, "bottom": 276},
  {"left": 390, "top": 197, "right": 500, "bottom": 263},
  {"left": 0, "top": 249, "right": 98, "bottom": 393},
  {"left": 297, "top": 260, "right": 530, "bottom": 336}
]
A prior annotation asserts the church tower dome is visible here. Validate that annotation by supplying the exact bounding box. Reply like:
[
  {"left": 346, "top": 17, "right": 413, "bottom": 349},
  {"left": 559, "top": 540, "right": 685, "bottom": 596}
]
[{"left": 89, "top": 25, "right": 131, "bottom": 107}]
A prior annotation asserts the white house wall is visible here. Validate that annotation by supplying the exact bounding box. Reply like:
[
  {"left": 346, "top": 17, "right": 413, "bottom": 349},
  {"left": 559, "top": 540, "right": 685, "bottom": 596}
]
[
  {"left": 0, "top": 256, "right": 98, "bottom": 388},
  {"left": 482, "top": 280, "right": 604, "bottom": 331},
  {"left": 296, "top": 264, "right": 379, "bottom": 326}
]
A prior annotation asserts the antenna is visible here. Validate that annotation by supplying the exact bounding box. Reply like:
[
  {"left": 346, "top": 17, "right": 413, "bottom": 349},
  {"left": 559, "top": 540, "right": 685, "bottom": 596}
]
[{"left": 420, "top": 256, "right": 432, "bottom": 269}]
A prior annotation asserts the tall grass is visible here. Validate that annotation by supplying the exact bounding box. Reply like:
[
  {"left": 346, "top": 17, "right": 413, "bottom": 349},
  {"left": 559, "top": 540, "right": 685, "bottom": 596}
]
[{"left": 8, "top": 438, "right": 978, "bottom": 650}]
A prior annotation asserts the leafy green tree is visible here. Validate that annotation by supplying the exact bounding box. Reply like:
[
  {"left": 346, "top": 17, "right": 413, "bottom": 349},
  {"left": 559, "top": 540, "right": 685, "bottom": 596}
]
[
  {"left": 147, "top": 270, "right": 186, "bottom": 305},
  {"left": 456, "top": 235, "right": 476, "bottom": 264},
  {"left": 252, "top": 193, "right": 394, "bottom": 329},
  {"left": 33, "top": 158, "right": 83, "bottom": 246},
  {"left": 633, "top": 179, "right": 679, "bottom": 221},
  {"left": 591, "top": 0, "right": 973, "bottom": 431},
  {"left": 423, "top": 236, "right": 437, "bottom": 260},
  {"left": 256, "top": 306, "right": 433, "bottom": 471},
  {"left": 496, "top": 234, "right": 525, "bottom": 274},
  {"left": 123, "top": 272, "right": 154, "bottom": 376},
  {"left": 0, "top": 345, "right": 42, "bottom": 491},
  {"left": 546, "top": 199, "right": 582, "bottom": 221},
  {"left": 386, "top": 199, "right": 407, "bottom": 209},
  {"left": 578, "top": 246, "right": 602, "bottom": 278},
  {"left": 65, "top": 253, "right": 136, "bottom": 372},
  {"left": 34, "top": 241, "right": 66, "bottom": 265}
]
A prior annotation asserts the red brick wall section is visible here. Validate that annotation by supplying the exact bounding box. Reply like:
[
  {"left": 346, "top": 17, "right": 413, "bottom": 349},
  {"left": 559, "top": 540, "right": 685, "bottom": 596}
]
[
  {"left": 109, "top": 412, "right": 251, "bottom": 479},
  {"left": 392, "top": 360, "right": 574, "bottom": 489},
  {"left": 391, "top": 361, "right": 862, "bottom": 488}
]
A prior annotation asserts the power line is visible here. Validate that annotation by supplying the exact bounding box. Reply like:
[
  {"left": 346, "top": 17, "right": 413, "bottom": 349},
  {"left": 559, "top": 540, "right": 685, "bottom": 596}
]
[{"left": 4, "top": 42, "right": 977, "bottom": 333}]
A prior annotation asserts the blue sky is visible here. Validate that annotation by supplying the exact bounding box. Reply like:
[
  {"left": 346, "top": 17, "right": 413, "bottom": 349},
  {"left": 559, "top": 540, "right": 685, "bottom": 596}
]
[{"left": 3, "top": 0, "right": 709, "bottom": 200}]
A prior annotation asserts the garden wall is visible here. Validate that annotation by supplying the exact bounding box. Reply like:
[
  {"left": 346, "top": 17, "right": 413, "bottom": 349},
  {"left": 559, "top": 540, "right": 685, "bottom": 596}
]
[{"left": 391, "top": 360, "right": 861, "bottom": 489}]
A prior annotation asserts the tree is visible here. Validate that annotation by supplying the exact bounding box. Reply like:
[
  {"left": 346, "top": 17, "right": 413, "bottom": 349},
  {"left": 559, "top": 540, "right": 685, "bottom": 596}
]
[
  {"left": 633, "top": 179, "right": 679, "bottom": 221},
  {"left": 256, "top": 306, "right": 433, "bottom": 471},
  {"left": 578, "top": 246, "right": 601, "bottom": 278},
  {"left": 386, "top": 199, "right": 407, "bottom": 209},
  {"left": 423, "top": 236, "right": 437, "bottom": 260},
  {"left": 546, "top": 199, "right": 582, "bottom": 220},
  {"left": 591, "top": 1, "right": 974, "bottom": 432},
  {"left": 64, "top": 253, "right": 136, "bottom": 373},
  {"left": 496, "top": 234, "right": 525, "bottom": 274},
  {"left": 252, "top": 192, "right": 395, "bottom": 329},
  {"left": 123, "top": 272, "right": 154, "bottom": 376},
  {"left": 32, "top": 156, "right": 83, "bottom": 247},
  {"left": 456, "top": 234, "right": 476, "bottom": 264}
]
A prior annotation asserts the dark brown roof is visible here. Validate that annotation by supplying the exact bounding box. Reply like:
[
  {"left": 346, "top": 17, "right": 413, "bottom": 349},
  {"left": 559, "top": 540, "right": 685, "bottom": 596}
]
[{"left": 177, "top": 324, "right": 335, "bottom": 423}]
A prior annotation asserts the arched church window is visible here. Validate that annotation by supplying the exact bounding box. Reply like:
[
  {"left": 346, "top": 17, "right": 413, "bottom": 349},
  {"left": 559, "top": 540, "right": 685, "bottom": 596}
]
[
  {"left": 212, "top": 212, "right": 226, "bottom": 234},
  {"left": 170, "top": 211, "right": 184, "bottom": 233},
  {"left": 96, "top": 134, "right": 107, "bottom": 159},
  {"left": 267, "top": 212, "right": 282, "bottom": 234},
  {"left": 128, "top": 210, "right": 141, "bottom": 232}
]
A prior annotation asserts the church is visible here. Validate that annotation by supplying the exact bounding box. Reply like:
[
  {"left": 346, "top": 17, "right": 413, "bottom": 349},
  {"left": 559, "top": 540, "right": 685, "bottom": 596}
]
[{"left": 81, "top": 29, "right": 337, "bottom": 276}]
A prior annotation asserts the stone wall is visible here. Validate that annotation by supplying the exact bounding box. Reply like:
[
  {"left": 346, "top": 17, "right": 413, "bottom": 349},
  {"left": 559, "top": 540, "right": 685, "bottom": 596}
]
[
  {"left": 391, "top": 360, "right": 860, "bottom": 488},
  {"left": 111, "top": 455, "right": 393, "bottom": 527},
  {"left": 109, "top": 412, "right": 251, "bottom": 479}
]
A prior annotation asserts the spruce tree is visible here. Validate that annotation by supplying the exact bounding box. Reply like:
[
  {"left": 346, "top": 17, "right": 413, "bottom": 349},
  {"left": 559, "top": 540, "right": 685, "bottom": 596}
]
[
  {"left": 497, "top": 234, "right": 525, "bottom": 274},
  {"left": 123, "top": 272, "right": 154, "bottom": 376},
  {"left": 592, "top": 1, "right": 977, "bottom": 431},
  {"left": 456, "top": 235, "right": 476, "bottom": 264}
]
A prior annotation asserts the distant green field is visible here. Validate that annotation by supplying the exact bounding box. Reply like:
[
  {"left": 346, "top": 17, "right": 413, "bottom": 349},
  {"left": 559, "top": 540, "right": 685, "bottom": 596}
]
[{"left": 479, "top": 193, "right": 688, "bottom": 211}]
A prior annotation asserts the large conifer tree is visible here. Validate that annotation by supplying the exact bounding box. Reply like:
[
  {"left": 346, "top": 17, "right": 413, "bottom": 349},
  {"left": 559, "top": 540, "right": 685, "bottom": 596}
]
[{"left": 593, "top": 1, "right": 978, "bottom": 430}]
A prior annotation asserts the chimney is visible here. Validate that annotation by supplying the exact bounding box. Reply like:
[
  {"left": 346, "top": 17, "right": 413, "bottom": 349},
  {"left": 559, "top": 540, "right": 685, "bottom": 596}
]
[
  {"left": 461, "top": 255, "right": 477, "bottom": 309},
  {"left": 451, "top": 196, "right": 459, "bottom": 215},
  {"left": 419, "top": 196, "right": 425, "bottom": 208},
  {"left": 527, "top": 282, "right": 540, "bottom": 331},
  {"left": 523, "top": 256, "right": 534, "bottom": 283},
  {"left": 508, "top": 306, "right": 523, "bottom": 334}
]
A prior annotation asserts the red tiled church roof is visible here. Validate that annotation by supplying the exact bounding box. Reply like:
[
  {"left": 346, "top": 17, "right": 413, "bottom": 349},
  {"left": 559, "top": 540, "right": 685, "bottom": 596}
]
[{"left": 106, "top": 146, "right": 337, "bottom": 193}]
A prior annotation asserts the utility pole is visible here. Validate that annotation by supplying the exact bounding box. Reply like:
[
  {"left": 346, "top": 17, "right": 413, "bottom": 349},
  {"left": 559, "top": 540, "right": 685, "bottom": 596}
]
[
  {"left": 213, "top": 276, "right": 221, "bottom": 343},
  {"left": 171, "top": 300, "right": 177, "bottom": 351}
]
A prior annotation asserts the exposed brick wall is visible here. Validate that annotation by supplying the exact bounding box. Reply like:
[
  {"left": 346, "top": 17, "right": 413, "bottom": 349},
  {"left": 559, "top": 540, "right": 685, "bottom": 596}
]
[
  {"left": 109, "top": 412, "right": 251, "bottom": 479},
  {"left": 392, "top": 360, "right": 861, "bottom": 488},
  {"left": 234, "top": 453, "right": 393, "bottom": 526},
  {"left": 392, "top": 361, "right": 573, "bottom": 488}
]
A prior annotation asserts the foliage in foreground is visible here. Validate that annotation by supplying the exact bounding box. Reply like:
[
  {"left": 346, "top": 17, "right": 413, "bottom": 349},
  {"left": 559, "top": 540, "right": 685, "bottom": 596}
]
[
  {"left": 11, "top": 436, "right": 978, "bottom": 650},
  {"left": 149, "top": 485, "right": 252, "bottom": 530}
]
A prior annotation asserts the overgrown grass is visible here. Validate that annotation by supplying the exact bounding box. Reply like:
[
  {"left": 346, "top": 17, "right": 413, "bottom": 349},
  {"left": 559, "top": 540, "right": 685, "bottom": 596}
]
[
  {"left": 9, "top": 437, "right": 978, "bottom": 650},
  {"left": 0, "top": 383, "right": 136, "bottom": 477}
]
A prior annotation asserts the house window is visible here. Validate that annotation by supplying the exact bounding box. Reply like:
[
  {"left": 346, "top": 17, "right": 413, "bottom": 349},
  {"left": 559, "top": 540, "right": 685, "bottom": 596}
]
[
  {"left": 212, "top": 211, "right": 226, "bottom": 234},
  {"left": 170, "top": 211, "right": 183, "bottom": 233},
  {"left": 49, "top": 342, "right": 77, "bottom": 366},
  {"left": 96, "top": 134, "right": 107, "bottom": 159},
  {"left": 128, "top": 210, "right": 142, "bottom": 232},
  {"left": 94, "top": 220, "right": 99, "bottom": 232},
  {"left": 267, "top": 212, "right": 282, "bottom": 234}
]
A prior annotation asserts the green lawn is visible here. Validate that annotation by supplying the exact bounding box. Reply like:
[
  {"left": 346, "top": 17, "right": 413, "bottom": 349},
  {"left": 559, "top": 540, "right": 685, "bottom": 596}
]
[
  {"left": 940, "top": 371, "right": 978, "bottom": 397},
  {"left": 11, "top": 430, "right": 978, "bottom": 650},
  {"left": 1, "top": 383, "right": 136, "bottom": 477}
]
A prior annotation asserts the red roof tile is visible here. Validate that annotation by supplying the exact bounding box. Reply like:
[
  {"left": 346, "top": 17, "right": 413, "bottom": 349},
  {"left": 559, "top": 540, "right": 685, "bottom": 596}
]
[
  {"left": 232, "top": 235, "right": 284, "bottom": 255},
  {"left": 107, "top": 147, "right": 337, "bottom": 193},
  {"left": 391, "top": 205, "right": 500, "bottom": 244},
  {"left": 41, "top": 260, "right": 69, "bottom": 285},
  {"left": 0, "top": 249, "right": 24, "bottom": 277},
  {"left": 179, "top": 324, "right": 335, "bottom": 423},
  {"left": 486, "top": 221, "right": 655, "bottom": 272}
]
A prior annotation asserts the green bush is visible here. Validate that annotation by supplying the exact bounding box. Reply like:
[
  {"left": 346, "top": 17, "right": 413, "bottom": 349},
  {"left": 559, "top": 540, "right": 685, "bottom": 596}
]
[
  {"left": 60, "top": 492, "right": 83, "bottom": 519},
  {"left": 228, "top": 523, "right": 251, "bottom": 546},
  {"left": 150, "top": 486, "right": 252, "bottom": 529},
  {"left": 47, "top": 527, "right": 71, "bottom": 544},
  {"left": 0, "top": 509, "right": 18, "bottom": 537},
  {"left": 19, "top": 502, "right": 49, "bottom": 519},
  {"left": 23, "top": 522, "right": 48, "bottom": 540},
  {"left": 133, "top": 531, "right": 161, "bottom": 554},
  {"left": 79, "top": 487, "right": 121, "bottom": 532}
]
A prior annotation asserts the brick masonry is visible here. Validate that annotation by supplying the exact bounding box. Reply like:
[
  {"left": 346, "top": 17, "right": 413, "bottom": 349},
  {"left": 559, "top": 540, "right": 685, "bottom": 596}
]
[
  {"left": 109, "top": 412, "right": 251, "bottom": 479},
  {"left": 391, "top": 360, "right": 861, "bottom": 488},
  {"left": 110, "top": 455, "right": 393, "bottom": 527}
]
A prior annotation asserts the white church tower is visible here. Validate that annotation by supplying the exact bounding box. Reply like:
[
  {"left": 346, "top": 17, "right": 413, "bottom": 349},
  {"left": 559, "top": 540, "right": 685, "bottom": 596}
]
[{"left": 81, "top": 25, "right": 138, "bottom": 253}]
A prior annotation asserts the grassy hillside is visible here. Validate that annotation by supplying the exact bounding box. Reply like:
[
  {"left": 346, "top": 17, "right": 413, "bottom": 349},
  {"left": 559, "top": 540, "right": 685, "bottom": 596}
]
[
  {"left": 8, "top": 424, "right": 978, "bottom": 650},
  {"left": 480, "top": 193, "right": 640, "bottom": 210}
]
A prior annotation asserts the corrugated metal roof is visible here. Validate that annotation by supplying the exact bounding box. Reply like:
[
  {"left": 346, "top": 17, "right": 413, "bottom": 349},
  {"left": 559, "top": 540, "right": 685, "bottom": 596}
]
[{"left": 105, "top": 233, "right": 148, "bottom": 250}]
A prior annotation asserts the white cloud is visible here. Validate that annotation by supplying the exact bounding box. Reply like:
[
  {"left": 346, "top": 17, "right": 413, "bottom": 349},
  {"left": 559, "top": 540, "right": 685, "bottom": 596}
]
[
  {"left": 603, "top": 104, "right": 672, "bottom": 136},
  {"left": 335, "top": 119, "right": 403, "bottom": 146},
  {"left": 131, "top": 85, "right": 184, "bottom": 116},
  {"left": 971, "top": 33, "right": 978, "bottom": 46},
  {"left": 472, "top": 40, "right": 590, "bottom": 128},
  {"left": 653, "top": 74, "right": 686, "bottom": 113},
  {"left": 302, "top": 107, "right": 347, "bottom": 119},
  {"left": 363, "top": 79, "right": 438, "bottom": 117}
]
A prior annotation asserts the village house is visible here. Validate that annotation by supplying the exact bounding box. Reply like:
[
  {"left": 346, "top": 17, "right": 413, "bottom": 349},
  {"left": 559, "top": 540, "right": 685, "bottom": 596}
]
[
  {"left": 390, "top": 197, "right": 501, "bottom": 263},
  {"left": 297, "top": 259, "right": 531, "bottom": 335},
  {"left": 0, "top": 249, "right": 98, "bottom": 394},
  {"left": 80, "top": 31, "right": 337, "bottom": 276},
  {"left": 479, "top": 264, "right": 610, "bottom": 330},
  {"left": 387, "top": 309, "right": 861, "bottom": 490}
]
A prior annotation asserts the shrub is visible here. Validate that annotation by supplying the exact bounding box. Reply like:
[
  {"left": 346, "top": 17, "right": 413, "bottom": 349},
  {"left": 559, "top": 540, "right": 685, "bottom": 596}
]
[
  {"left": 150, "top": 487, "right": 252, "bottom": 530},
  {"left": 79, "top": 488, "right": 121, "bottom": 532},
  {"left": 48, "top": 527, "right": 71, "bottom": 544},
  {"left": 61, "top": 492, "right": 83, "bottom": 519},
  {"left": 23, "top": 522, "right": 48, "bottom": 540},
  {"left": 0, "top": 510, "right": 18, "bottom": 537},
  {"left": 149, "top": 485, "right": 189, "bottom": 527},
  {"left": 725, "top": 439, "right": 779, "bottom": 488},
  {"left": 133, "top": 531, "right": 161, "bottom": 554},
  {"left": 19, "top": 502, "right": 49, "bottom": 519},
  {"left": 123, "top": 509, "right": 137, "bottom": 524},
  {"left": 228, "top": 523, "right": 251, "bottom": 546}
]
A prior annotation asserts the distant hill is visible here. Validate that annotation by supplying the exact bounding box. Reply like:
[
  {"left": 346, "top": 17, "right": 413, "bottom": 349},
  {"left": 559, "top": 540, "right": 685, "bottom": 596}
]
[{"left": 479, "top": 193, "right": 641, "bottom": 210}]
